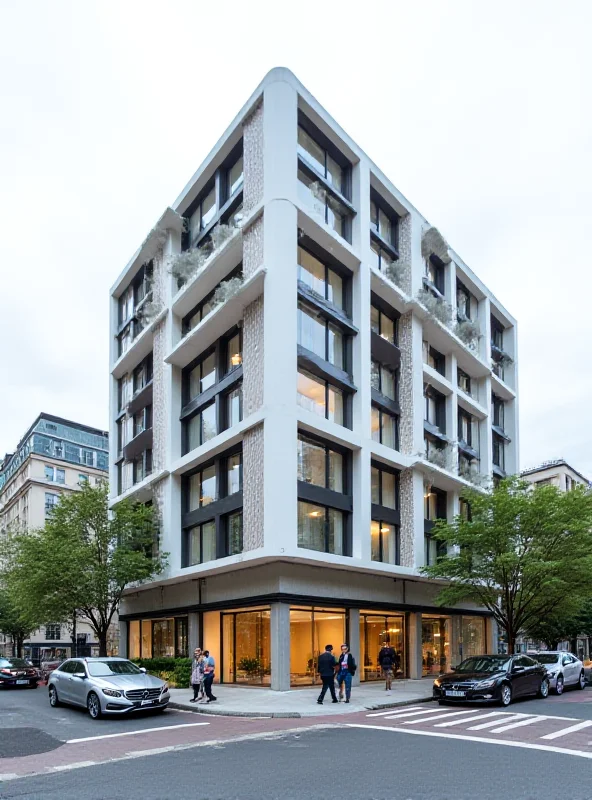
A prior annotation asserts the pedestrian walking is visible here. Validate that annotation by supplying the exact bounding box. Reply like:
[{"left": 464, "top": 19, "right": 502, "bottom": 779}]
[
  {"left": 316, "top": 644, "right": 338, "bottom": 705},
  {"left": 378, "top": 642, "right": 397, "bottom": 693},
  {"left": 336, "top": 643, "right": 356, "bottom": 703},
  {"left": 189, "top": 648, "right": 204, "bottom": 703},
  {"left": 202, "top": 650, "right": 217, "bottom": 703}
]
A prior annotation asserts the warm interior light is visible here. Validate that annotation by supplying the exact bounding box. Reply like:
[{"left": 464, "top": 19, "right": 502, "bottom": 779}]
[
  {"left": 231, "top": 353, "right": 242, "bottom": 366},
  {"left": 380, "top": 527, "right": 390, "bottom": 533},
  {"left": 308, "top": 510, "right": 322, "bottom": 517},
  {"left": 433, "top": 633, "right": 441, "bottom": 637}
]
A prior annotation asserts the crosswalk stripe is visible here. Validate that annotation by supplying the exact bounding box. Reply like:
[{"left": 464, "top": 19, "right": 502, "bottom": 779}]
[
  {"left": 404, "top": 709, "right": 482, "bottom": 725},
  {"left": 540, "top": 720, "right": 592, "bottom": 740},
  {"left": 366, "top": 706, "right": 425, "bottom": 717},
  {"left": 379, "top": 708, "right": 452, "bottom": 721},
  {"left": 490, "top": 716, "right": 548, "bottom": 733},
  {"left": 467, "top": 713, "right": 528, "bottom": 730},
  {"left": 433, "top": 711, "right": 506, "bottom": 728}
]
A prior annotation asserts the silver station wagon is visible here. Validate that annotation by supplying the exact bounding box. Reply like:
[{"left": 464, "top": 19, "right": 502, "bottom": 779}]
[{"left": 48, "top": 657, "right": 170, "bottom": 719}]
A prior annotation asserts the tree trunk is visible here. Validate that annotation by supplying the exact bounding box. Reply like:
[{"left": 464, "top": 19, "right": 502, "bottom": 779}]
[
  {"left": 98, "top": 631, "right": 108, "bottom": 658},
  {"left": 15, "top": 634, "right": 24, "bottom": 658}
]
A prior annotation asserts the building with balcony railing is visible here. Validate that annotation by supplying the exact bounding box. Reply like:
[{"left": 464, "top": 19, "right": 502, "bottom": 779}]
[{"left": 109, "top": 69, "right": 518, "bottom": 688}]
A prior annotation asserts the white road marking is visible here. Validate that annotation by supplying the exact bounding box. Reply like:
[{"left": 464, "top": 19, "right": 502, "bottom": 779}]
[
  {"left": 0, "top": 775, "right": 20, "bottom": 782},
  {"left": 490, "top": 716, "right": 549, "bottom": 733},
  {"left": 433, "top": 711, "right": 506, "bottom": 727},
  {"left": 540, "top": 720, "right": 592, "bottom": 740},
  {"left": 66, "top": 721, "right": 210, "bottom": 744},
  {"left": 468, "top": 714, "right": 528, "bottom": 730},
  {"left": 52, "top": 762, "right": 96, "bottom": 771},
  {"left": 345, "top": 724, "right": 592, "bottom": 759},
  {"left": 403, "top": 709, "right": 482, "bottom": 725},
  {"left": 379, "top": 708, "right": 453, "bottom": 720},
  {"left": 366, "top": 706, "right": 425, "bottom": 717}
]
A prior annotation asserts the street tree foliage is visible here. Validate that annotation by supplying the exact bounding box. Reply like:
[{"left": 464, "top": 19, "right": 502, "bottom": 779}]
[
  {"left": 0, "top": 586, "right": 41, "bottom": 657},
  {"left": 422, "top": 477, "right": 592, "bottom": 654},
  {"left": 523, "top": 597, "right": 592, "bottom": 651},
  {"left": 2, "top": 482, "right": 166, "bottom": 656}
]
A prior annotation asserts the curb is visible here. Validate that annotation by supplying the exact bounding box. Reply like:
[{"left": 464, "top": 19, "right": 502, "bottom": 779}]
[{"left": 169, "top": 694, "right": 434, "bottom": 719}]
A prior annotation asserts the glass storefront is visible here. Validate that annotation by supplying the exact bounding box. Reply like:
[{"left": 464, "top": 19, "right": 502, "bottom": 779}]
[
  {"left": 289, "top": 607, "right": 346, "bottom": 685},
  {"left": 359, "top": 612, "right": 406, "bottom": 680},
  {"left": 461, "top": 616, "right": 485, "bottom": 660},
  {"left": 127, "top": 617, "right": 188, "bottom": 659},
  {"left": 422, "top": 615, "right": 451, "bottom": 676},
  {"left": 222, "top": 608, "right": 271, "bottom": 685}
]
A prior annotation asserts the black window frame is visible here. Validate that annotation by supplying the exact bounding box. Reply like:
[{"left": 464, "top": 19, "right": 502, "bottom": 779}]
[
  {"left": 491, "top": 315, "right": 504, "bottom": 351},
  {"left": 181, "top": 446, "right": 243, "bottom": 566},
  {"left": 492, "top": 393, "right": 505, "bottom": 430},
  {"left": 457, "top": 407, "right": 474, "bottom": 448},
  {"left": 424, "top": 485, "right": 447, "bottom": 564},
  {"left": 370, "top": 460, "right": 401, "bottom": 566},
  {"left": 492, "top": 432, "right": 506, "bottom": 473},
  {"left": 296, "top": 369, "right": 351, "bottom": 429},
  {"left": 371, "top": 405, "right": 399, "bottom": 451},
  {"left": 369, "top": 188, "right": 400, "bottom": 271},
  {"left": 116, "top": 262, "right": 154, "bottom": 356},
  {"left": 182, "top": 264, "right": 243, "bottom": 336},
  {"left": 371, "top": 300, "right": 399, "bottom": 347},
  {"left": 456, "top": 279, "right": 472, "bottom": 321},
  {"left": 423, "top": 341, "right": 446, "bottom": 376},
  {"left": 181, "top": 326, "right": 243, "bottom": 456},
  {"left": 297, "top": 238, "right": 353, "bottom": 319},
  {"left": 133, "top": 353, "right": 153, "bottom": 394},
  {"left": 424, "top": 255, "right": 445, "bottom": 295},
  {"left": 457, "top": 367, "right": 472, "bottom": 395},
  {"left": 297, "top": 300, "right": 349, "bottom": 373},
  {"left": 132, "top": 448, "right": 152, "bottom": 484},
  {"left": 296, "top": 430, "right": 352, "bottom": 557},
  {"left": 371, "top": 359, "right": 398, "bottom": 403},
  {"left": 424, "top": 386, "right": 446, "bottom": 433}
]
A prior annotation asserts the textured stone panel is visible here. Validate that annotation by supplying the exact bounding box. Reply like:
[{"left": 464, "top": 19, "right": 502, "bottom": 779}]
[
  {"left": 152, "top": 249, "right": 166, "bottom": 308},
  {"left": 243, "top": 101, "right": 264, "bottom": 213},
  {"left": 399, "top": 468, "right": 415, "bottom": 568},
  {"left": 152, "top": 476, "right": 166, "bottom": 558},
  {"left": 399, "top": 311, "right": 414, "bottom": 455},
  {"left": 243, "top": 215, "right": 264, "bottom": 279},
  {"left": 398, "top": 213, "right": 413, "bottom": 296},
  {"left": 243, "top": 423, "right": 264, "bottom": 550},
  {"left": 243, "top": 296, "right": 264, "bottom": 416},
  {"left": 152, "top": 318, "right": 167, "bottom": 471}
]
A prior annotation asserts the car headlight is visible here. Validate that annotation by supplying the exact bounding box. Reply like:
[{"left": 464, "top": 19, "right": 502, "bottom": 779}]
[
  {"left": 102, "top": 688, "right": 123, "bottom": 697},
  {"left": 161, "top": 683, "right": 169, "bottom": 693},
  {"left": 474, "top": 678, "right": 497, "bottom": 689}
]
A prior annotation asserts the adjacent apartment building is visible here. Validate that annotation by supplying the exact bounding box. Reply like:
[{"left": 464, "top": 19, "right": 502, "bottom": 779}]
[
  {"left": 0, "top": 413, "right": 109, "bottom": 661},
  {"left": 110, "top": 69, "right": 518, "bottom": 688}
]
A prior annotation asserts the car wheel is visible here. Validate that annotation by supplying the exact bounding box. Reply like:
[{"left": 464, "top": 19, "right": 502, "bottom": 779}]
[
  {"left": 87, "top": 691, "right": 102, "bottom": 720},
  {"left": 48, "top": 685, "right": 60, "bottom": 707},
  {"left": 555, "top": 675, "right": 564, "bottom": 695},
  {"left": 500, "top": 683, "right": 512, "bottom": 707},
  {"left": 537, "top": 678, "right": 549, "bottom": 698},
  {"left": 577, "top": 671, "right": 586, "bottom": 690}
]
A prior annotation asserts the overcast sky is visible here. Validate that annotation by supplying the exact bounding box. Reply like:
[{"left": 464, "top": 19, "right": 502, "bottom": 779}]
[{"left": 0, "top": 0, "right": 590, "bottom": 477}]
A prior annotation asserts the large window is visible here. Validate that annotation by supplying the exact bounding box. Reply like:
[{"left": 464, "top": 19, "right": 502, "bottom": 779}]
[
  {"left": 371, "top": 464, "right": 398, "bottom": 509},
  {"left": 423, "top": 341, "right": 445, "bottom": 375},
  {"left": 290, "top": 607, "right": 346, "bottom": 685},
  {"left": 422, "top": 616, "right": 451, "bottom": 676},
  {"left": 182, "top": 448, "right": 243, "bottom": 565},
  {"left": 424, "top": 256, "right": 445, "bottom": 295},
  {"left": 297, "top": 119, "right": 353, "bottom": 242},
  {"left": 45, "top": 624, "right": 61, "bottom": 640},
  {"left": 371, "top": 406, "right": 398, "bottom": 450},
  {"left": 359, "top": 612, "right": 405, "bottom": 681},
  {"left": 128, "top": 618, "right": 188, "bottom": 659},
  {"left": 182, "top": 266, "right": 242, "bottom": 335},
  {"left": 371, "top": 360, "right": 397, "bottom": 401},
  {"left": 493, "top": 432, "right": 505, "bottom": 472},
  {"left": 116, "top": 263, "right": 153, "bottom": 357},
  {"left": 369, "top": 193, "right": 399, "bottom": 273},
  {"left": 189, "top": 184, "right": 217, "bottom": 244},
  {"left": 371, "top": 520, "right": 399, "bottom": 564},
  {"left": 298, "top": 303, "right": 345, "bottom": 369},
  {"left": 297, "top": 370, "right": 344, "bottom": 425},
  {"left": 457, "top": 367, "right": 472, "bottom": 395},
  {"left": 458, "top": 408, "right": 477, "bottom": 449},
  {"left": 222, "top": 608, "right": 270, "bottom": 685},
  {"left": 456, "top": 280, "right": 472, "bottom": 320},
  {"left": 370, "top": 462, "right": 400, "bottom": 565},
  {"left": 298, "top": 246, "right": 344, "bottom": 311},
  {"left": 492, "top": 394, "right": 505, "bottom": 429},
  {"left": 133, "top": 353, "right": 153, "bottom": 394},
  {"left": 424, "top": 387, "right": 445, "bottom": 432},
  {"left": 181, "top": 328, "right": 243, "bottom": 456},
  {"left": 297, "top": 433, "right": 351, "bottom": 556},
  {"left": 371, "top": 304, "right": 397, "bottom": 346}
]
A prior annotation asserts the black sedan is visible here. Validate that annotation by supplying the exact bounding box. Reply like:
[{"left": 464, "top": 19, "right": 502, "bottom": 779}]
[
  {"left": 433, "top": 654, "right": 549, "bottom": 707},
  {"left": 0, "top": 657, "right": 40, "bottom": 688}
]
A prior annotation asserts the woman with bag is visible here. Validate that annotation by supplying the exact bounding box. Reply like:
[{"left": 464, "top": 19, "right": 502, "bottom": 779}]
[
  {"left": 336, "top": 643, "right": 356, "bottom": 703},
  {"left": 189, "top": 648, "right": 205, "bottom": 702}
]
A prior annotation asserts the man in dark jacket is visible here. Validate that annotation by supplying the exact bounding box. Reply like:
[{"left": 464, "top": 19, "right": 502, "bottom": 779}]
[
  {"left": 316, "top": 644, "right": 338, "bottom": 704},
  {"left": 378, "top": 643, "right": 397, "bottom": 692}
]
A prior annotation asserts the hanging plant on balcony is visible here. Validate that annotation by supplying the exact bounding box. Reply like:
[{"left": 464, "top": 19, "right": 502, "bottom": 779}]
[
  {"left": 416, "top": 287, "right": 454, "bottom": 327},
  {"left": 384, "top": 260, "right": 409, "bottom": 289},
  {"left": 168, "top": 220, "right": 242, "bottom": 284},
  {"left": 211, "top": 275, "right": 244, "bottom": 309},
  {"left": 498, "top": 352, "right": 514, "bottom": 368},
  {"left": 421, "top": 226, "right": 451, "bottom": 264},
  {"left": 210, "top": 222, "right": 239, "bottom": 250},
  {"left": 454, "top": 319, "right": 481, "bottom": 350},
  {"left": 135, "top": 299, "right": 163, "bottom": 328}
]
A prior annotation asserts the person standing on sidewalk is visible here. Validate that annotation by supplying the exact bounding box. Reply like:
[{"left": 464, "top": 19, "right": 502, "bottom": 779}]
[
  {"left": 336, "top": 644, "right": 356, "bottom": 703},
  {"left": 316, "top": 644, "right": 338, "bottom": 705},
  {"left": 189, "top": 648, "right": 204, "bottom": 703},
  {"left": 378, "top": 642, "right": 397, "bottom": 693},
  {"left": 202, "top": 650, "right": 217, "bottom": 703}
]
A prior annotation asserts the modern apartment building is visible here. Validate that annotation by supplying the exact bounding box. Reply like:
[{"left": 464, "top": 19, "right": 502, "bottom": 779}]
[
  {"left": 110, "top": 69, "right": 518, "bottom": 688},
  {"left": 0, "top": 413, "right": 109, "bottom": 661},
  {"left": 521, "top": 459, "right": 591, "bottom": 492}
]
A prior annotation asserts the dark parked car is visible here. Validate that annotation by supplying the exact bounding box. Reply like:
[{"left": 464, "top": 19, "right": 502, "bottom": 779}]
[
  {"left": 0, "top": 657, "right": 40, "bottom": 688},
  {"left": 433, "top": 654, "right": 549, "bottom": 707}
]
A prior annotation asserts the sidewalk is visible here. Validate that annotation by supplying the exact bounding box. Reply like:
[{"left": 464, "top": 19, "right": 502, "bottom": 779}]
[{"left": 169, "top": 678, "right": 434, "bottom": 718}]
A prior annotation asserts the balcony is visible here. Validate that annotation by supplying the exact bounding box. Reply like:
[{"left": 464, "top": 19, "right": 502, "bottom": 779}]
[{"left": 112, "top": 307, "right": 167, "bottom": 379}]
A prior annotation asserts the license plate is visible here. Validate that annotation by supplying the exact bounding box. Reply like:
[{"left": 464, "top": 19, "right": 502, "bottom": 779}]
[
  {"left": 16, "top": 680, "right": 29, "bottom": 685},
  {"left": 446, "top": 690, "right": 466, "bottom": 697},
  {"left": 141, "top": 699, "right": 154, "bottom": 706}
]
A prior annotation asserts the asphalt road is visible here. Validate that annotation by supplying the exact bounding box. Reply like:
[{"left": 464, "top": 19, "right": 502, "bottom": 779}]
[{"left": 1, "top": 726, "right": 592, "bottom": 800}]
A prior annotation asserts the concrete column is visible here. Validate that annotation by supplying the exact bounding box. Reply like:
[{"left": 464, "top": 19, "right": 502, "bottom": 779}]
[
  {"left": 408, "top": 612, "right": 423, "bottom": 679},
  {"left": 271, "top": 603, "right": 291, "bottom": 691},
  {"left": 119, "top": 621, "right": 128, "bottom": 659},
  {"left": 451, "top": 615, "right": 462, "bottom": 667},
  {"left": 348, "top": 608, "right": 361, "bottom": 687},
  {"left": 188, "top": 612, "right": 200, "bottom": 654},
  {"left": 486, "top": 617, "right": 498, "bottom": 655},
  {"left": 412, "top": 470, "right": 426, "bottom": 569}
]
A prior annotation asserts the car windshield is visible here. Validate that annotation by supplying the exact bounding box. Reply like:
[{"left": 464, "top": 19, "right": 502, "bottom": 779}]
[
  {"left": 534, "top": 654, "right": 561, "bottom": 665},
  {"left": 455, "top": 657, "right": 511, "bottom": 673},
  {"left": 0, "top": 658, "right": 30, "bottom": 669},
  {"left": 87, "top": 660, "right": 142, "bottom": 677}
]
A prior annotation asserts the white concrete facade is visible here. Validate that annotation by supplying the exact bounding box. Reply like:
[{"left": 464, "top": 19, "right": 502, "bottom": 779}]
[
  {"left": 521, "top": 459, "right": 590, "bottom": 492},
  {"left": 109, "top": 69, "right": 517, "bottom": 689}
]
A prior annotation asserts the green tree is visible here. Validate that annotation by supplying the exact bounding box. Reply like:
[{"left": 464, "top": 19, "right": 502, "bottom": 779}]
[
  {"left": 0, "top": 586, "right": 40, "bottom": 657},
  {"left": 524, "top": 597, "right": 592, "bottom": 651},
  {"left": 4, "top": 482, "right": 166, "bottom": 656},
  {"left": 422, "top": 477, "right": 592, "bottom": 654}
]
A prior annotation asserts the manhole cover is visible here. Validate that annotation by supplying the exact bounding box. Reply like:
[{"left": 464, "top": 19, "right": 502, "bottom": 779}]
[{"left": 0, "top": 727, "right": 63, "bottom": 758}]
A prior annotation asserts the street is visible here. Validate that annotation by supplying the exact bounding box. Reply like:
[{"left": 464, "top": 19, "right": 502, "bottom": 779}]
[{"left": 1, "top": 685, "right": 592, "bottom": 798}]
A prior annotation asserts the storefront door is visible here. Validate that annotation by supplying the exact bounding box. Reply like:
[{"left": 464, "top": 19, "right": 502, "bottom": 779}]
[
  {"left": 289, "top": 607, "right": 346, "bottom": 685},
  {"left": 221, "top": 608, "right": 271, "bottom": 685},
  {"left": 359, "top": 612, "right": 406, "bottom": 681},
  {"left": 422, "top": 616, "right": 451, "bottom": 676}
]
